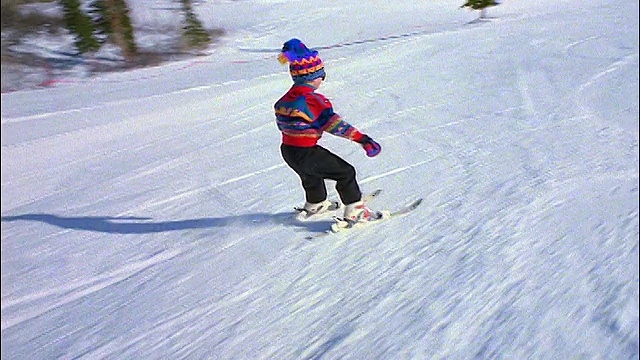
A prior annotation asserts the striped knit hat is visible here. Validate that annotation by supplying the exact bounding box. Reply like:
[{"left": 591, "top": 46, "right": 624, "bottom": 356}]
[{"left": 278, "top": 38, "right": 326, "bottom": 84}]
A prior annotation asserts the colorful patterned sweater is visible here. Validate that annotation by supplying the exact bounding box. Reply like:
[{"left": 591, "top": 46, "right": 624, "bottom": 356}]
[{"left": 274, "top": 84, "right": 364, "bottom": 147}]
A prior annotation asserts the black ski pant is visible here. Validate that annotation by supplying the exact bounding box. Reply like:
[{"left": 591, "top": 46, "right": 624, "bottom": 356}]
[{"left": 280, "top": 144, "right": 362, "bottom": 205}]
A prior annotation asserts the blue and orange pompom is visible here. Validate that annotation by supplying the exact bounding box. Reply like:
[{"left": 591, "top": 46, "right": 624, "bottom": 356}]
[{"left": 278, "top": 38, "right": 326, "bottom": 84}]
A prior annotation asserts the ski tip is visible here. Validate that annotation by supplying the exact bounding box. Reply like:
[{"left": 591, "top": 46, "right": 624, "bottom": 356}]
[{"left": 408, "top": 198, "right": 423, "bottom": 210}]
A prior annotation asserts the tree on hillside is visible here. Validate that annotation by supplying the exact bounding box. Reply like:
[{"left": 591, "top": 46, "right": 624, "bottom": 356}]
[
  {"left": 180, "top": 0, "right": 211, "bottom": 51},
  {"left": 61, "top": 0, "right": 137, "bottom": 60},
  {"left": 60, "top": 0, "right": 101, "bottom": 54},
  {"left": 103, "top": 0, "right": 137, "bottom": 59},
  {"left": 461, "top": 0, "right": 499, "bottom": 20},
  {"left": 86, "top": 0, "right": 110, "bottom": 45}
]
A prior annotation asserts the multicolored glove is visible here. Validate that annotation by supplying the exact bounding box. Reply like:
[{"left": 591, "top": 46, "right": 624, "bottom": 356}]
[{"left": 357, "top": 134, "right": 381, "bottom": 157}]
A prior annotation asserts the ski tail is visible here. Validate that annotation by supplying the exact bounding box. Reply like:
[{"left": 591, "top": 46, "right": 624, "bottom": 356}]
[{"left": 363, "top": 189, "right": 382, "bottom": 204}]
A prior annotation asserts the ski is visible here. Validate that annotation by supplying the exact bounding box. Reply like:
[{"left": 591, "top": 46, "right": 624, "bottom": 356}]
[{"left": 304, "top": 197, "right": 423, "bottom": 240}]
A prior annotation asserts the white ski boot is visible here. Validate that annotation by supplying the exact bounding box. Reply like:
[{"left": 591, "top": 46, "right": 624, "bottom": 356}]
[
  {"left": 296, "top": 199, "right": 340, "bottom": 220},
  {"left": 342, "top": 200, "right": 382, "bottom": 225}
]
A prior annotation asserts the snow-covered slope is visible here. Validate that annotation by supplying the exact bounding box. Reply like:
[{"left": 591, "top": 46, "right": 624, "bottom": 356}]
[{"left": 2, "top": 0, "right": 638, "bottom": 358}]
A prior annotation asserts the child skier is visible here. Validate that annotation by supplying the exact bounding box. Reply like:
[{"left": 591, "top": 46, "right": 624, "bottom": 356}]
[{"left": 275, "top": 38, "right": 382, "bottom": 223}]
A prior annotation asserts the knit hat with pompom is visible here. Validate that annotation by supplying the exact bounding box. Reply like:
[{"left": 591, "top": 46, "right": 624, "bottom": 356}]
[{"left": 278, "top": 38, "right": 326, "bottom": 84}]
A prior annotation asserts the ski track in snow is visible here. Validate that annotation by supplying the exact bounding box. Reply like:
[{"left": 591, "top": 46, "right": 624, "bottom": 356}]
[{"left": 1, "top": 248, "right": 183, "bottom": 331}]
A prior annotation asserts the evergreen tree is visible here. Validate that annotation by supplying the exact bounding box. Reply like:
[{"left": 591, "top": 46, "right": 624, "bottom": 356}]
[
  {"left": 60, "top": 0, "right": 137, "bottom": 59},
  {"left": 60, "top": 0, "right": 100, "bottom": 54},
  {"left": 104, "top": 0, "right": 137, "bottom": 59},
  {"left": 86, "top": 0, "right": 110, "bottom": 45},
  {"left": 180, "top": 0, "right": 211, "bottom": 50}
]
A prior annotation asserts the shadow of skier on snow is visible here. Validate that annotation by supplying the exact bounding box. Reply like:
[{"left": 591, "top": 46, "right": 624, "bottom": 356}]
[{"left": 1, "top": 212, "right": 332, "bottom": 235}]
